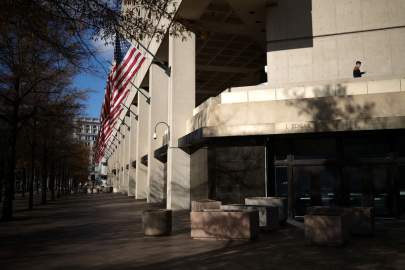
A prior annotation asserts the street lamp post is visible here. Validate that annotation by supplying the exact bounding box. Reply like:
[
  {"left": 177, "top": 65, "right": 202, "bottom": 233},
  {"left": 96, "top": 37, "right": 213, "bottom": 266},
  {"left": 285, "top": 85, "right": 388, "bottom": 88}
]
[{"left": 153, "top": 121, "right": 170, "bottom": 146}]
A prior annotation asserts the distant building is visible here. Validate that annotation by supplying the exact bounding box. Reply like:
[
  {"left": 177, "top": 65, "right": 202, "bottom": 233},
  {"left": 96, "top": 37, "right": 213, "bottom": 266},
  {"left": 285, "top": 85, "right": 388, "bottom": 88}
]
[{"left": 73, "top": 117, "right": 101, "bottom": 183}]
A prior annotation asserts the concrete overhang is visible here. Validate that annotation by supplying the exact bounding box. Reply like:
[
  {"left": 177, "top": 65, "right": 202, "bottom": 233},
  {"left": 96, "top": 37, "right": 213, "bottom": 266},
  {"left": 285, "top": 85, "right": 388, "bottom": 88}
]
[
  {"left": 154, "top": 144, "right": 168, "bottom": 163},
  {"left": 176, "top": 0, "right": 268, "bottom": 105},
  {"left": 178, "top": 90, "right": 405, "bottom": 151}
]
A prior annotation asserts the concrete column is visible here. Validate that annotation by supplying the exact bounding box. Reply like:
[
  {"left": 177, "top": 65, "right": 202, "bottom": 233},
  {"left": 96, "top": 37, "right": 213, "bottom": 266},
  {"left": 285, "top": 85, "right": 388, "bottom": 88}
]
[
  {"left": 135, "top": 93, "right": 149, "bottom": 199},
  {"left": 113, "top": 146, "right": 119, "bottom": 193},
  {"left": 147, "top": 64, "right": 169, "bottom": 203},
  {"left": 120, "top": 129, "right": 127, "bottom": 194},
  {"left": 107, "top": 155, "right": 113, "bottom": 187},
  {"left": 167, "top": 32, "right": 196, "bottom": 210},
  {"left": 117, "top": 136, "right": 123, "bottom": 192},
  {"left": 123, "top": 117, "right": 130, "bottom": 195},
  {"left": 128, "top": 106, "right": 137, "bottom": 197}
]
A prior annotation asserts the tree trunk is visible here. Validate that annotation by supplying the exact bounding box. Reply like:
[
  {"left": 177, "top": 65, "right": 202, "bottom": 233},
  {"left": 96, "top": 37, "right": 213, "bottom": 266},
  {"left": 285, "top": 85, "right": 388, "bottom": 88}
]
[
  {"left": 0, "top": 161, "right": 3, "bottom": 203},
  {"left": 28, "top": 162, "right": 35, "bottom": 210},
  {"left": 56, "top": 165, "right": 61, "bottom": 198},
  {"left": 28, "top": 120, "right": 37, "bottom": 210},
  {"left": 35, "top": 168, "right": 40, "bottom": 194},
  {"left": 21, "top": 167, "right": 26, "bottom": 198},
  {"left": 28, "top": 169, "right": 34, "bottom": 210},
  {"left": 2, "top": 120, "right": 18, "bottom": 221},
  {"left": 50, "top": 163, "right": 55, "bottom": 201},
  {"left": 41, "top": 145, "right": 48, "bottom": 205},
  {"left": 28, "top": 144, "right": 36, "bottom": 210}
]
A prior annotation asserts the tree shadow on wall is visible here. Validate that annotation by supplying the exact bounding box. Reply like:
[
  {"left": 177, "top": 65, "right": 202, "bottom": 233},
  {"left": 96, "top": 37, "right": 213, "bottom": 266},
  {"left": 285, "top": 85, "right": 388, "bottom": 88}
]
[
  {"left": 285, "top": 85, "right": 380, "bottom": 132},
  {"left": 214, "top": 146, "right": 265, "bottom": 204}
]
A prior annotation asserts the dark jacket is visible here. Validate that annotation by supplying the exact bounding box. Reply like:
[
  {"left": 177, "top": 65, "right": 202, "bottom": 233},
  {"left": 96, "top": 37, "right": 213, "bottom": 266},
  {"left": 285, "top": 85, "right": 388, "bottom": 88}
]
[{"left": 353, "top": 68, "right": 365, "bottom": 78}]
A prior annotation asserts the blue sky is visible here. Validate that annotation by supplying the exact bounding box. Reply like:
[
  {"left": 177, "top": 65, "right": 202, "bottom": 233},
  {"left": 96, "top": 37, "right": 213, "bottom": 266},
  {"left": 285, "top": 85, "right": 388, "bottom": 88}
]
[{"left": 73, "top": 39, "right": 113, "bottom": 118}]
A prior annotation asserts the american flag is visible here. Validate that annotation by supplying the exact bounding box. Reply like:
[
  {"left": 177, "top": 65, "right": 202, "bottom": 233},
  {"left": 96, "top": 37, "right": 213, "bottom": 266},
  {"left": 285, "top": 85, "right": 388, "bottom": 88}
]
[{"left": 95, "top": 34, "right": 146, "bottom": 163}]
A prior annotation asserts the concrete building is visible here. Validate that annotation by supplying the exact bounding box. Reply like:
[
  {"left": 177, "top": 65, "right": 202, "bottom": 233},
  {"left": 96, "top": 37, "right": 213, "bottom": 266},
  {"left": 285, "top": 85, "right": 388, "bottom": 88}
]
[
  {"left": 73, "top": 117, "right": 101, "bottom": 181},
  {"left": 105, "top": 0, "right": 405, "bottom": 220}
]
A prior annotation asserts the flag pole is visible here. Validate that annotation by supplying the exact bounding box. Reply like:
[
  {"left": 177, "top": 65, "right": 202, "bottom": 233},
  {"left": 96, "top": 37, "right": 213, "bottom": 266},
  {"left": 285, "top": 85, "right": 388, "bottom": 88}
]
[
  {"left": 118, "top": 116, "right": 130, "bottom": 129},
  {"left": 121, "top": 103, "right": 138, "bottom": 120},
  {"left": 115, "top": 0, "right": 171, "bottom": 76},
  {"left": 127, "top": 79, "right": 151, "bottom": 104},
  {"left": 128, "top": 38, "right": 171, "bottom": 77}
]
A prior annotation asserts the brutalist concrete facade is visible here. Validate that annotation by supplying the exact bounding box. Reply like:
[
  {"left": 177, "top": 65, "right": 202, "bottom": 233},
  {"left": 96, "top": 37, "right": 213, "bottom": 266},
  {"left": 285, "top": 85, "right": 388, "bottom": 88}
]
[{"left": 105, "top": 0, "right": 405, "bottom": 218}]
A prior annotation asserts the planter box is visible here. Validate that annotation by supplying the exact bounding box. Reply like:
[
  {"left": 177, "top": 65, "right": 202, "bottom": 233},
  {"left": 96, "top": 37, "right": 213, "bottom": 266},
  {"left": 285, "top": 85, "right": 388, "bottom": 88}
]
[
  {"left": 245, "top": 197, "right": 287, "bottom": 223},
  {"left": 104, "top": 186, "right": 113, "bottom": 193},
  {"left": 345, "top": 207, "right": 375, "bottom": 236},
  {"left": 191, "top": 199, "right": 222, "bottom": 212},
  {"left": 142, "top": 209, "right": 172, "bottom": 236},
  {"left": 305, "top": 207, "right": 350, "bottom": 246},
  {"left": 221, "top": 204, "right": 279, "bottom": 231},
  {"left": 191, "top": 209, "right": 259, "bottom": 240}
]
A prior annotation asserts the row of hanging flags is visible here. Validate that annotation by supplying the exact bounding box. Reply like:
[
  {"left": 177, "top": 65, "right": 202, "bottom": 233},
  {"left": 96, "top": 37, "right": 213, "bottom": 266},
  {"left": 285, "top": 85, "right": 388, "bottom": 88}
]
[{"left": 94, "top": 35, "right": 146, "bottom": 163}]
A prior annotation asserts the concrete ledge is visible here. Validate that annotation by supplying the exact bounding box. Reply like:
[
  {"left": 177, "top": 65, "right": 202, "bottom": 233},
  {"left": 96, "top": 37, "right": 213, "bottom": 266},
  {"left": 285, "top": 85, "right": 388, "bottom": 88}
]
[
  {"left": 190, "top": 210, "right": 259, "bottom": 240},
  {"left": 220, "top": 91, "right": 248, "bottom": 104},
  {"left": 248, "top": 89, "right": 276, "bottom": 102},
  {"left": 142, "top": 209, "right": 172, "bottom": 236},
  {"left": 192, "top": 97, "right": 220, "bottom": 116},
  {"left": 245, "top": 197, "right": 288, "bottom": 223},
  {"left": 305, "top": 213, "right": 350, "bottom": 246},
  {"left": 276, "top": 87, "right": 305, "bottom": 100},
  {"left": 191, "top": 199, "right": 222, "bottom": 212},
  {"left": 368, "top": 79, "right": 401, "bottom": 94},
  {"left": 304, "top": 85, "right": 335, "bottom": 98},
  {"left": 338, "top": 81, "right": 367, "bottom": 96},
  {"left": 196, "top": 76, "right": 405, "bottom": 107},
  {"left": 345, "top": 207, "right": 375, "bottom": 236},
  {"left": 221, "top": 204, "right": 279, "bottom": 230},
  {"left": 178, "top": 115, "right": 405, "bottom": 149}
]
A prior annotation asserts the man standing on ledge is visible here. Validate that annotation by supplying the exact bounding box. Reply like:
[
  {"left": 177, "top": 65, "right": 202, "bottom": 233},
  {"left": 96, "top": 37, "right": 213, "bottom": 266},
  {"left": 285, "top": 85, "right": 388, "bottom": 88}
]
[{"left": 353, "top": 61, "right": 366, "bottom": 78}]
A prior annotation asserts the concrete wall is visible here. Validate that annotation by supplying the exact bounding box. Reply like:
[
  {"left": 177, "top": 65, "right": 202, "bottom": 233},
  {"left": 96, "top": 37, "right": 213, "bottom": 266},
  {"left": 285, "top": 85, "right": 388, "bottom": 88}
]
[
  {"left": 190, "top": 145, "right": 266, "bottom": 204},
  {"left": 266, "top": 0, "right": 405, "bottom": 84},
  {"left": 188, "top": 91, "right": 405, "bottom": 136},
  {"left": 190, "top": 147, "right": 209, "bottom": 201}
]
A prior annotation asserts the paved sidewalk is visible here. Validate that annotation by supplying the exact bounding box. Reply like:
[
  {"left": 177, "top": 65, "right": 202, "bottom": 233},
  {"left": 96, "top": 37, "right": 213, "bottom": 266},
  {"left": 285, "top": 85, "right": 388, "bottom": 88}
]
[{"left": 0, "top": 193, "right": 404, "bottom": 270}]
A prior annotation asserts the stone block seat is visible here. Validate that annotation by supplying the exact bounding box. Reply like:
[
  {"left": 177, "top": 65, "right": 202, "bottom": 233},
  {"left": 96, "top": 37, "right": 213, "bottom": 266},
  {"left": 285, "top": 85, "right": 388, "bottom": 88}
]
[
  {"left": 142, "top": 209, "right": 172, "bottom": 236},
  {"left": 191, "top": 199, "right": 222, "bottom": 212},
  {"left": 190, "top": 209, "right": 259, "bottom": 240},
  {"left": 104, "top": 186, "right": 113, "bottom": 193},
  {"left": 305, "top": 206, "right": 350, "bottom": 246},
  {"left": 221, "top": 204, "right": 279, "bottom": 231},
  {"left": 345, "top": 207, "right": 375, "bottom": 236},
  {"left": 245, "top": 197, "right": 287, "bottom": 224}
]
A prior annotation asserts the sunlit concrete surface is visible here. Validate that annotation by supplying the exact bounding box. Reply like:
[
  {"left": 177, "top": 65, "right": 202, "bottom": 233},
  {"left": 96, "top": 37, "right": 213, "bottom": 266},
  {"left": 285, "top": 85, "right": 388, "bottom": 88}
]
[{"left": 1, "top": 193, "right": 405, "bottom": 270}]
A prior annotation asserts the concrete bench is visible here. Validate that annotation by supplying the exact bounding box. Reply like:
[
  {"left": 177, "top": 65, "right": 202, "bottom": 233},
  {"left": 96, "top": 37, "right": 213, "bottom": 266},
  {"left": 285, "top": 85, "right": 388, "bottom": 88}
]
[
  {"left": 345, "top": 207, "right": 375, "bottom": 236},
  {"left": 221, "top": 204, "right": 279, "bottom": 231},
  {"left": 191, "top": 209, "right": 259, "bottom": 240},
  {"left": 191, "top": 199, "right": 222, "bottom": 212},
  {"left": 245, "top": 197, "right": 287, "bottom": 224},
  {"left": 142, "top": 209, "right": 172, "bottom": 236},
  {"left": 305, "top": 207, "right": 350, "bottom": 246},
  {"left": 104, "top": 186, "right": 113, "bottom": 193}
]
